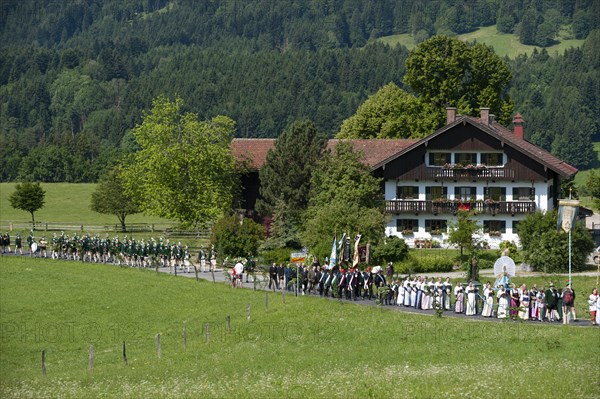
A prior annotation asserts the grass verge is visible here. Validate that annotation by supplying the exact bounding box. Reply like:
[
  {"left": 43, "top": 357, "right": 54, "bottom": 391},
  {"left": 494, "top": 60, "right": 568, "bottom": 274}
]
[{"left": 1, "top": 256, "right": 598, "bottom": 398}]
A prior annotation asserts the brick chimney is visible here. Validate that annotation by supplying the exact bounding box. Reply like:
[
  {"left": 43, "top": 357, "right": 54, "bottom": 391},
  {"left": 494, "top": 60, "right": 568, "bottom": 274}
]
[
  {"left": 513, "top": 113, "right": 524, "bottom": 139},
  {"left": 446, "top": 107, "right": 457, "bottom": 125},
  {"left": 480, "top": 108, "right": 490, "bottom": 125}
]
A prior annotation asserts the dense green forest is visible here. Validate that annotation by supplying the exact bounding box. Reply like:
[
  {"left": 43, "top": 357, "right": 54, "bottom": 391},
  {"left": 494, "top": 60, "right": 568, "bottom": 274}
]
[{"left": 0, "top": 0, "right": 599, "bottom": 182}]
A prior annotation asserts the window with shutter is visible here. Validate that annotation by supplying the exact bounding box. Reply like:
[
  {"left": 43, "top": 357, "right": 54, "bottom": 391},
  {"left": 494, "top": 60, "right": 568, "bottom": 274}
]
[
  {"left": 425, "top": 219, "right": 447, "bottom": 233},
  {"left": 513, "top": 187, "right": 535, "bottom": 201},
  {"left": 455, "top": 187, "right": 476, "bottom": 201},
  {"left": 455, "top": 153, "right": 477, "bottom": 165},
  {"left": 481, "top": 153, "right": 503, "bottom": 166},
  {"left": 429, "top": 153, "right": 451, "bottom": 166},
  {"left": 397, "top": 186, "right": 419, "bottom": 200},
  {"left": 486, "top": 187, "right": 506, "bottom": 201},
  {"left": 426, "top": 186, "right": 447, "bottom": 200}
]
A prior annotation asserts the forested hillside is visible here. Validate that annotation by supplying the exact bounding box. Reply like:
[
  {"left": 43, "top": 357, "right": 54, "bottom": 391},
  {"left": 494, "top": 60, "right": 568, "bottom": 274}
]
[{"left": 1, "top": 0, "right": 598, "bottom": 182}]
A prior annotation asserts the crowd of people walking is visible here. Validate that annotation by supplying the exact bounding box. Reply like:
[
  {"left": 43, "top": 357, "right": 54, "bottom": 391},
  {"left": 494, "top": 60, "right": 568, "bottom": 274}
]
[
  {"left": 264, "top": 260, "right": 600, "bottom": 326},
  {"left": 3, "top": 231, "right": 599, "bottom": 326}
]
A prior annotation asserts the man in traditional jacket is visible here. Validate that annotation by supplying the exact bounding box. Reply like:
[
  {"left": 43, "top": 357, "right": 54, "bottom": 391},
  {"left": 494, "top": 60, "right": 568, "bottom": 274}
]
[{"left": 545, "top": 283, "right": 559, "bottom": 322}]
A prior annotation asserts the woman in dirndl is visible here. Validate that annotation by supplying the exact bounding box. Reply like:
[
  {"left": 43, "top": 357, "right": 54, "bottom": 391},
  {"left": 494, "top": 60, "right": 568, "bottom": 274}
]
[
  {"left": 519, "top": 284, "right": 530, "bottom": 320},
  {"left": 454, "top": 283, "right": 464, "bottom": 313}
]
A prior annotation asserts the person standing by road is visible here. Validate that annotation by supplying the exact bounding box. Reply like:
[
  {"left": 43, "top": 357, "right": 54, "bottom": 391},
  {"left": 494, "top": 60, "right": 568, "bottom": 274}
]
[
  {"left": 545, "top": 283, "right": 558, "bottom": 322},
  {"left": 233, "top": 259, "right": 244, "bottom": 288},
  {"left": 268, "top": 263, "right": 279, "bottom": 290},
  {"left": 588, "top": 287, "right": 598, "bottom": 326},
  {"left": 562, "top": 283, "right": 575, "bottom": 324}
]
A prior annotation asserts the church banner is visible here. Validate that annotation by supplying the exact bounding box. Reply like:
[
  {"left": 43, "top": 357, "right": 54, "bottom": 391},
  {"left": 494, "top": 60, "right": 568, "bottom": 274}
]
[{"left": 557, "top": 199, "right": 579, "bottom": 233}]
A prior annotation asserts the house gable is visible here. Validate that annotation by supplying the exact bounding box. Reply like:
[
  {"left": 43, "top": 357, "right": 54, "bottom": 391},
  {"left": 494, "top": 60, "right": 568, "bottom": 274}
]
[{"left": 374, "top": 115, "right": 576, "bottom": 182}]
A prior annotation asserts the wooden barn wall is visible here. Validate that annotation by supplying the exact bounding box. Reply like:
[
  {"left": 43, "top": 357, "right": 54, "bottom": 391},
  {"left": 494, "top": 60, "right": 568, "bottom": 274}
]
[
  {"left": 380, "top": 123, "right": 556, "bottom": 182},
  {"left": 504, "top": 146, "right": 549, "bottom": 181},
  {"left": 427, "top": 124, "right": 502, "bottom": 151},
  {"left": 240, "top": 171, "right": 260, "bottom": 211}
]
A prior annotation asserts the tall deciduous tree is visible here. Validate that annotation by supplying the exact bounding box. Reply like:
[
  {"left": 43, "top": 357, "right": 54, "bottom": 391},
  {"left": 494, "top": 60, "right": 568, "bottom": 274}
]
[
  {"left": 301, "top": 142, "right": 385, "bottom": 252},
  {"left": 8, "top": 182, "right": 46, "bottom": 227},
  {"left": 211, "top": 214, "right": 265, "bottom": 259},
  {"left": 519, "top": 211, "right": 594, "bottom": 273},
  {"left": 404, "top": 36, "right": 513, "bottom": 124},
  {"left": 337, "top": 82, "right": 442, "bottom": 139},
  {"left": 90, "top": 167, "right": 140, "bottom": 231},
  {"left": 258, "top": 120, "right": 327, "bottom": 247},
  {"left": 121, "top": 96, "right": 237, "bottom": 228},
  {"left": 448, "top": 210, "right": 481, "bottom": 258}
]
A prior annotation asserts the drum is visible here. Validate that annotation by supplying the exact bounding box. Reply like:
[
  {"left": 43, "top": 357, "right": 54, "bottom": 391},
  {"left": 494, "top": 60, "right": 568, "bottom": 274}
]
[{"left": 31, "top": 242, "right": 38, "bottom": 253}]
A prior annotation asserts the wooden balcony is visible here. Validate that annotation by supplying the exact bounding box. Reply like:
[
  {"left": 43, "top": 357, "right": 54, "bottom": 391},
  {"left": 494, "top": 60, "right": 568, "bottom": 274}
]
[
  {"left": 425, "top": 167, "right": 515, "bottom": 181},
  {"left": 385, "top": 200, "right": 536, "bottom": 215}
]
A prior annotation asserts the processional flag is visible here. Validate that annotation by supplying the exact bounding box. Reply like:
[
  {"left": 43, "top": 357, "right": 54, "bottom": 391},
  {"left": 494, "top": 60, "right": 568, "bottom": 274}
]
[
  {"left": 329, "top": 236, "right": 337, "bottom": 270},
  {"left": 557, "top": 199, "right": 579, "bottom": 233},
  {"left": 352, "top": 234, "right": 362, "bottom": 267}
]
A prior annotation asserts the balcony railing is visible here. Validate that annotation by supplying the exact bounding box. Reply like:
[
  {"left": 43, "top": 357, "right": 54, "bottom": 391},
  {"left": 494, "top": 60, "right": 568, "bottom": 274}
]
[
  {"left": 385, "top": 200, "right": 536, "bottom": 215},
  {"left": 425, "top": 167, "right": 515, "bottom": 180}
]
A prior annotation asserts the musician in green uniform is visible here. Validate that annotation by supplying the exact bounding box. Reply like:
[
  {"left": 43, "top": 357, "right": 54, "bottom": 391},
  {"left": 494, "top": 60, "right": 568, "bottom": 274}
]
[
  {"left": 15, "top": 232, "right": 23, "bottom": 254},
  {"left": 27, "top": 231, "right": 34, "bottom": 256}
]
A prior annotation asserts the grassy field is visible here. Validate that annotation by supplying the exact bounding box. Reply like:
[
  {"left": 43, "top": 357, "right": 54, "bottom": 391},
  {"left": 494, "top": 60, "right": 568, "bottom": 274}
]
[
  {"left": 574, "top": 142, "right": 600, "bottom": 211},
  {"left": 0, "top": 183, "right": 174, "bottom": 227},
  {"left": 1, "top": 256, "right": 598, "bottom": 398},
  {"left": 0, "top": 183, "right": 175, "bottom": 227},
  {"left": 374, "top": 25, "right": 584, "bottom": 58}
]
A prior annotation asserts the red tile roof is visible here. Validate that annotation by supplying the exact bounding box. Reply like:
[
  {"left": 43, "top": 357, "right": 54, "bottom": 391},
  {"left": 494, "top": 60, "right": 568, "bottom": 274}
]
[
  {"left": 231, "top": 138, "right": 417, "bottom": 170},
  {"left": 232, "top": 117, "right": 577, "bottom": 179},
  {"left": 231, "top": 138, "right": 276, "bottom": 169}
]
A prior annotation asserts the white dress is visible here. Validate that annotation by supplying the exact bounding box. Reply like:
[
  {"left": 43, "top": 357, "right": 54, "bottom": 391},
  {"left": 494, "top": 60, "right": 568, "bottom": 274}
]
[
  {"left": 403, "top": 281, "right": 411, "bottom": 306},
  {"left": 429, "top": 283, "right": 436, "bottom": 309},
  {"left": 397, "top": 284, "right": 405, "bottom": 306},
  {"left": 443, "top": 282, "right": 452, "bottom": 310},
  {"left": 410, "top": 283, "right": 417, "bottom": 307},
  {"left": 589, "top": 294, "right": 598, "bottom": 323},
  {"left": 466, "top": 287, "right": 477, "bottom": 315},
  {"left": 497, "top": 290, "right": 508, "bottom": 319},
  {"left": 596, "top": 295, "right": 600, "bottom": 324},
  {"left": 421, "top": 285, "right": 430, "bottom": 310},
  {"left": 481, "top": 287, "right": 494, "bottom": 317}
]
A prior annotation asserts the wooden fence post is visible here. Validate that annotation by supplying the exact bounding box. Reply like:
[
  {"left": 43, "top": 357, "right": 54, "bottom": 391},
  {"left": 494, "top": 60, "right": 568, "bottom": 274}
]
[
  {"left": 122, "top": 341, "right": 128, "bottom": 366},
  {"left": 183, "top": 324, "right": 187, "bottom": 352},
  {"left": 157, "top": 334, "right": 161, "bottom": 358},
  {"left": 41, "top": 350, "right": 46, "bottom": 376},
  {"left": 88, "top": 345, "right": 94, "bottom": 371}
]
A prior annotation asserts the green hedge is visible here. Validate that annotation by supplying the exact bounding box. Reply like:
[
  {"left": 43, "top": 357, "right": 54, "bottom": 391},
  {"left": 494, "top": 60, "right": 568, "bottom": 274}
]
[
  {"left": 258, "top": 247, "right": 294, "bottom": 265},
  {"left": 396, "top": 256, "right": 454, "bottom": 274}
]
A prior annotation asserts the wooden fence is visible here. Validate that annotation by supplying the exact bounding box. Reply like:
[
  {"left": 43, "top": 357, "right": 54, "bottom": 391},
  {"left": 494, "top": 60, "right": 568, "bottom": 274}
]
[{"left": 0, "top": 221, "right": 209, "bottom": 237}]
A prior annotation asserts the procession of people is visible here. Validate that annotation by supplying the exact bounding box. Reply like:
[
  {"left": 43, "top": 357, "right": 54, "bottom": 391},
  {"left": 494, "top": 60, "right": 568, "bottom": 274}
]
[
  {"left": 3, "top": 230, "right": 599, "bottom": 325},
  {"left": 3, "top": 230, "right": 219, "bottom": 274},
  {"left": 257, "top": 259, "right": 599, "bottom": 326}
]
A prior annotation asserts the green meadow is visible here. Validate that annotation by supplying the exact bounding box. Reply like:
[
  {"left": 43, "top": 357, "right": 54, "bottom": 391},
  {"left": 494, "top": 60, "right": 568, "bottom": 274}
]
[
  {"left": 374, "top": 25, "right": 584, "bottom": 58},
  {"left": 1, "top": 256, "right": 598, "bottom": 398},
  {"left": 0, "top": 183, "right": 172, "bottom": 227}
]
